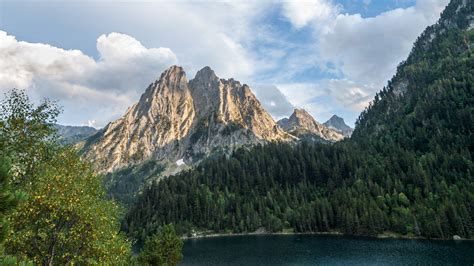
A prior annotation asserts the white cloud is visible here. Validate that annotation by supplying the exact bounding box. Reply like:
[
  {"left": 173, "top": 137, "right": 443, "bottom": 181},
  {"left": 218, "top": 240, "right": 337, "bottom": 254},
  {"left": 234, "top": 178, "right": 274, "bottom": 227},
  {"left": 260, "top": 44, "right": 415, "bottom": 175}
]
[
  {"left": 0, "top": 31, "right": 177, "bottom": 127},
  {"left": 275, "top": 80, "right": 371, "bottom": 124},
  {"left": 0, "top": 1, "right": 279, "bottom": 126},
  {"left": 0, "top": 0, "right": 450, "bottom": 127},
  {"left": 277, "top": 83, "right": 324, "bottom": 108},
  {"left": 279, "top": 0, "right": 449, "bottom": 119},
  {"left": 282, "top": 0, "right": 341, "bottom": 29},
  {"left": 319, "top": 0, "right": 449, "bottom": 89},
  {"left": 96, "top": 1, "right": 269, "bottom": 81},
  {"left": 86, "top": 32, "right": 177, "bottom": 93},
  {"left": 323, "top": 79, "right": 373, "bottom": 110}
]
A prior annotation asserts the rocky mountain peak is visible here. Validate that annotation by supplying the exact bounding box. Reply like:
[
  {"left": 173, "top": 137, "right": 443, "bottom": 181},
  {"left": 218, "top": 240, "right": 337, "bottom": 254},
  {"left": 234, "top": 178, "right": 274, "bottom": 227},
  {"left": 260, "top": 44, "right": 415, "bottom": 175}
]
[
  {"left": 190, "top": 66, "right": 219, "bottom": 96},
  {"left": 291, "top": 108, "right": 314, "bottom": 121},
  {"left": 81, "top": 65, "right": 291, "bottom": 173},
  {"left": 278, "top": 109, "right": 344, "bottom": 142},
  {"left": 328, "top": 115, "right": 344, "bottom": 124},
  {"left": 136, "top": 64, "right": 192, "bottom": 118},
  {"left": 193, "top": 66, "right": 218, "bottom": 83},
  {"left": 158, "top": 65, "right": 187, "bottom": 89},
  {"left": 324, "top": 115, "right": 354, "bottom": 137}
]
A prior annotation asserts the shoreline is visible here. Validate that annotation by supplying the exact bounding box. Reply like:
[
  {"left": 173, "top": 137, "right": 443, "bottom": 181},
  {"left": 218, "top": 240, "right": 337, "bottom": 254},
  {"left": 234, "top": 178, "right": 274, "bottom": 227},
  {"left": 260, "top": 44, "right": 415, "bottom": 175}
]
[
  {"left": 182, "top": 231, "right": 472, "bottom": 241},
  {"left": 183, "top": 231, "right": 343, "bottom": 240}
]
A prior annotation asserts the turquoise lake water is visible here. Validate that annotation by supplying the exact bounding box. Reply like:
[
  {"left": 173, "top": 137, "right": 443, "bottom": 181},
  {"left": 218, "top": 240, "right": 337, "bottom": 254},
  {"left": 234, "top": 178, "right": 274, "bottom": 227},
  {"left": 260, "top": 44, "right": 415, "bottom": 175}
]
[{"left": 181, "top": 234, "right": 474, "bottom": 265}]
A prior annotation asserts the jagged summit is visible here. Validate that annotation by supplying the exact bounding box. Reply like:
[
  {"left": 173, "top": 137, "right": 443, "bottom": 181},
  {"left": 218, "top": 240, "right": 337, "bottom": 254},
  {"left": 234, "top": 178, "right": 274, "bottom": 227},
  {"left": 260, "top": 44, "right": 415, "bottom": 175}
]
[
  {"left": 193, "top": 66, "right": 218, "bottom": 82},
  {"left": 292, "top": 108, "right": 314, "bottom": 120},
  {"left": 152, "top": 65, "right": 187, "bottom": 91},
  {"left": 328, "top": 114, "right": 343, "bottom": 123},
  {"left": 80, "top": 65, "right": 291, "bottom": 173},
  {"left": 278, "top": 108, "right": 344, "bottom": 142},
  {"left": 324, "top": 115, "right": 354, "bottom": 137}
]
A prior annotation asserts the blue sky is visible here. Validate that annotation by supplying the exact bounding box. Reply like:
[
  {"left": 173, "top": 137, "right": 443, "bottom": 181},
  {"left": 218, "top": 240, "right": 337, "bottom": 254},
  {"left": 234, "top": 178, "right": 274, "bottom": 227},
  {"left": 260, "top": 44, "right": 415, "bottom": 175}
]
[{"left": 0, "top": 0, "right": 449, "bottom": 127}]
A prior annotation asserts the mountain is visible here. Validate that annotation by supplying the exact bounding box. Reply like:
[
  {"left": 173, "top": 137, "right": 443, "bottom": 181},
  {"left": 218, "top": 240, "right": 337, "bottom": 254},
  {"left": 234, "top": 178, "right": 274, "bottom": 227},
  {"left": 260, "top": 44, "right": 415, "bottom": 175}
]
[
  {"left": 323, "top": 115, "right": 353, "bottom": 137},
  {"left": 55, "top": 124, "right": 98, "bottom": 145},
  {"left": 278, "top": 109, "right": 344, "bottom": 142},
  {"left": 80, "top": 66, "right": 291, "bottom": 173},
  {"left": 124, "top": 0, "right": 474, "bottom": 240},
  {"left": 187, "top": 67, "right": 291, "bottom": 157},
  {"left": 352, "top": 0, "right": 473, "bottom": 142}
]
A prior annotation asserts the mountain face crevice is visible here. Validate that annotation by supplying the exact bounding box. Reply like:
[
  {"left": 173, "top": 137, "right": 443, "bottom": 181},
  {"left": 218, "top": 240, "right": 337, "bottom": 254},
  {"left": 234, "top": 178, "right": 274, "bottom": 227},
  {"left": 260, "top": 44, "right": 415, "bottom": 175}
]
[{"left": 80, "top": 66, "right": 296, "bottom": 173}]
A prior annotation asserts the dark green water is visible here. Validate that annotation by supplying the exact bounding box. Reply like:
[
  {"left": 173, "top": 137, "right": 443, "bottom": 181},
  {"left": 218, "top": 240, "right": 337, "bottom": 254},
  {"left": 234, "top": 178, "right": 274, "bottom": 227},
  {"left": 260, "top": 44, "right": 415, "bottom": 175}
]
[{"left": 181, "top": 235, "right": 474, "bottom": 265}]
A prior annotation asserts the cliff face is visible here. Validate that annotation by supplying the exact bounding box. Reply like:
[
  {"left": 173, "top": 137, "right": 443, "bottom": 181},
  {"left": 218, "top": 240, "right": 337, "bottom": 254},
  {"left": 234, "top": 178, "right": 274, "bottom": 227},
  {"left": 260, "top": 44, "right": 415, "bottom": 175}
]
[
  {"left": 186, "top": 67, "right": 291, "bottom": 158},
  {"left": 80, "top": 66, "right": 291, "bottom": 173},
  {"left": 278, "top": 109, "right": 344, "bottom": 142}
]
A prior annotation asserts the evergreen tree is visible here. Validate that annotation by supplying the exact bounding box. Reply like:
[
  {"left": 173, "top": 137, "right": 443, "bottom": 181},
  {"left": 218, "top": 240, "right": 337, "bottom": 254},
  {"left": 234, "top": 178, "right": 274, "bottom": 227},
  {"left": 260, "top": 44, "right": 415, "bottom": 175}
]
[
  {"left": 138, "top": 224, "right": 183, "bottom": 266},
  {"left": 123, "top": 0, "right": 474, "bottom": 241}
]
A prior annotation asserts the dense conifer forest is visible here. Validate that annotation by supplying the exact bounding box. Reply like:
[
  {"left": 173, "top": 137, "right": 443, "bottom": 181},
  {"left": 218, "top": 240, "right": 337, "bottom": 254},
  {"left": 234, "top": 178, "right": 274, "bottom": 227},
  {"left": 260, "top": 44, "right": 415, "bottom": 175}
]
[{"left": 123, "top": 0, "right": 474, "bottom": 241}]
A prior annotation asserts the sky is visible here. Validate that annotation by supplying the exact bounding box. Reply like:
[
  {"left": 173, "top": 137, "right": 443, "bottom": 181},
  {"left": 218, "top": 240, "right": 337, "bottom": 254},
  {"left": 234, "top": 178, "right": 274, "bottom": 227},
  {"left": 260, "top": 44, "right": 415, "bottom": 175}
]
[{"left": 0, "top": 0, "right": 449, "bottom": 128}]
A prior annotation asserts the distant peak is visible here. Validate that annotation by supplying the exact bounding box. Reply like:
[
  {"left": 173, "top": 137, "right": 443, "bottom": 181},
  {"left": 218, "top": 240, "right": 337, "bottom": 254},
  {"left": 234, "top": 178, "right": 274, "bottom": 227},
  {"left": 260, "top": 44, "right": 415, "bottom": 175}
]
[
  {"left": 329, "top": 115, "right": 344, "bottom": 122},
  {"left": 324, "top": 114, "right": 353, "bottom": 137},
  {"left": 199, "top": 66, "right": 214, "bottom": 73},
  {"left": 292, "top": 108, "right": 312, "bottom": 118}
]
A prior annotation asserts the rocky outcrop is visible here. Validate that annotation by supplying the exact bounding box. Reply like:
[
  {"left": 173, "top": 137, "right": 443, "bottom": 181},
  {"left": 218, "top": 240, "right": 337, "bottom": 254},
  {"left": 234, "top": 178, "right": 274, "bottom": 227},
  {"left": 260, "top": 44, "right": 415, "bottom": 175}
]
[
  {"left": 323, "top": 115, "right": 354, "bottom": 137},
  {"left": 80, "top": 65, "right": 291, "bottom": 173},
  {"left": 278, "top": 109, "right": 344, "bottom": 142}
]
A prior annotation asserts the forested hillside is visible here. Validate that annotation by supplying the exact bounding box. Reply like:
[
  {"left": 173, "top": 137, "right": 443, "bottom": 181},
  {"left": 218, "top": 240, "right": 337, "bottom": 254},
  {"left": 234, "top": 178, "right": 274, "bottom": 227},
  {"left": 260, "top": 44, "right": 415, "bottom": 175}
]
[{"left": 123, "top": 0, "right": 473, "bottom": 241}]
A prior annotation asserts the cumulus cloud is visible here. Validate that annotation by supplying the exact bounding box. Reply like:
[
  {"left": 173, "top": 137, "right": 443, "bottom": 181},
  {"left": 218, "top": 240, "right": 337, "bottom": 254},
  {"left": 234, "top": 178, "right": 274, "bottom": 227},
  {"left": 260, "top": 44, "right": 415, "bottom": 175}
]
[
  {"left": 95, "top": 1, "right": 269, "bottom": 81},
  {"left": 0, "top": 31, "right": 177, "bottom": 127},
  {"left": 86, "top": 32, "right": 177, "bottom": 93},
  {"left": 279, "top": 0, "right": 449, "bottom": 120},
  {"left": 323, "top": 79, "right": 372, "bottom": 110},
  {"left": 319, "top": 0, "right": 450, "bottom": 89},
  {"left": 282, "top": 0, "right": 341, "bottom": 29},
  {"left": 275, "top": 80, "right": 371, "bottom": 124},
  {"left": 277, "top": 83, "right": 324, "bottom": 108},
  {"left": 0, "top": 0, "right": 449, "bottom": 126}
]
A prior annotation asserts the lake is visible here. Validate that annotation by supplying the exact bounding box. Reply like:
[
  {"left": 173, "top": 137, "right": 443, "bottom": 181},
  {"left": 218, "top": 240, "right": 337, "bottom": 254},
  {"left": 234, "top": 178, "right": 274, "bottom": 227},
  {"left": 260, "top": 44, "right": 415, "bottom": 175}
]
[{"left": 181, "top": 234, "right": 474, "bottom": 265}]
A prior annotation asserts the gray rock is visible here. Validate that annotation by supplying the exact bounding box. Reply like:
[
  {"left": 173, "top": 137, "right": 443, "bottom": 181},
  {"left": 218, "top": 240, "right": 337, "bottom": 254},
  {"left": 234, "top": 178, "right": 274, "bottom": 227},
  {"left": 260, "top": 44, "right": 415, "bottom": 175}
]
[{"left": 323, "top": 115, "right": 354, "bottom": 137}]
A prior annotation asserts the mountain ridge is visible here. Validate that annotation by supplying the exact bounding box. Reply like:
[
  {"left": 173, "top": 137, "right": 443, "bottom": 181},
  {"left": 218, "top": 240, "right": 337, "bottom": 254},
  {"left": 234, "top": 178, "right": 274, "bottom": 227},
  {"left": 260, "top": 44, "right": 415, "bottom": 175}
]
[
  {"left": 278, "top": 109, "right": 344, "bottom": 142},
  {"left": 80, "top": 65, "right": 296, "bottom": 173}
]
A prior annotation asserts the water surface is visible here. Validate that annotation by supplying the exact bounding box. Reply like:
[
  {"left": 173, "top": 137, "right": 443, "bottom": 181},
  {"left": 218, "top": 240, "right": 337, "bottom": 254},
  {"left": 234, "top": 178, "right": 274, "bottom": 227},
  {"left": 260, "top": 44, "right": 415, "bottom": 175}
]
[{"left": 181, "top": 234, "right": 474, "bottom": 265}]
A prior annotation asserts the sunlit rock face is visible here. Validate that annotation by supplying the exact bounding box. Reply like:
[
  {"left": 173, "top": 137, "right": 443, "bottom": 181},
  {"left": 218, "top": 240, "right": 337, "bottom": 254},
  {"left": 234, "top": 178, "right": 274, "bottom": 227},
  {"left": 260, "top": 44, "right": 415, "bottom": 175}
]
[{"left": 80, "top": 65, "right": 291, "bottom": 173}]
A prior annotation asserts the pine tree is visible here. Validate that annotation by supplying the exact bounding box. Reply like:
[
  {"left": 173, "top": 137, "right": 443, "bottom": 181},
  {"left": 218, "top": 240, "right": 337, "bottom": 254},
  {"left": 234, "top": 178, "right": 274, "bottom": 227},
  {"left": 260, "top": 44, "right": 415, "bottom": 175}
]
[{"left": 138, "top": 224, "right": 183, "bottom": 266}]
